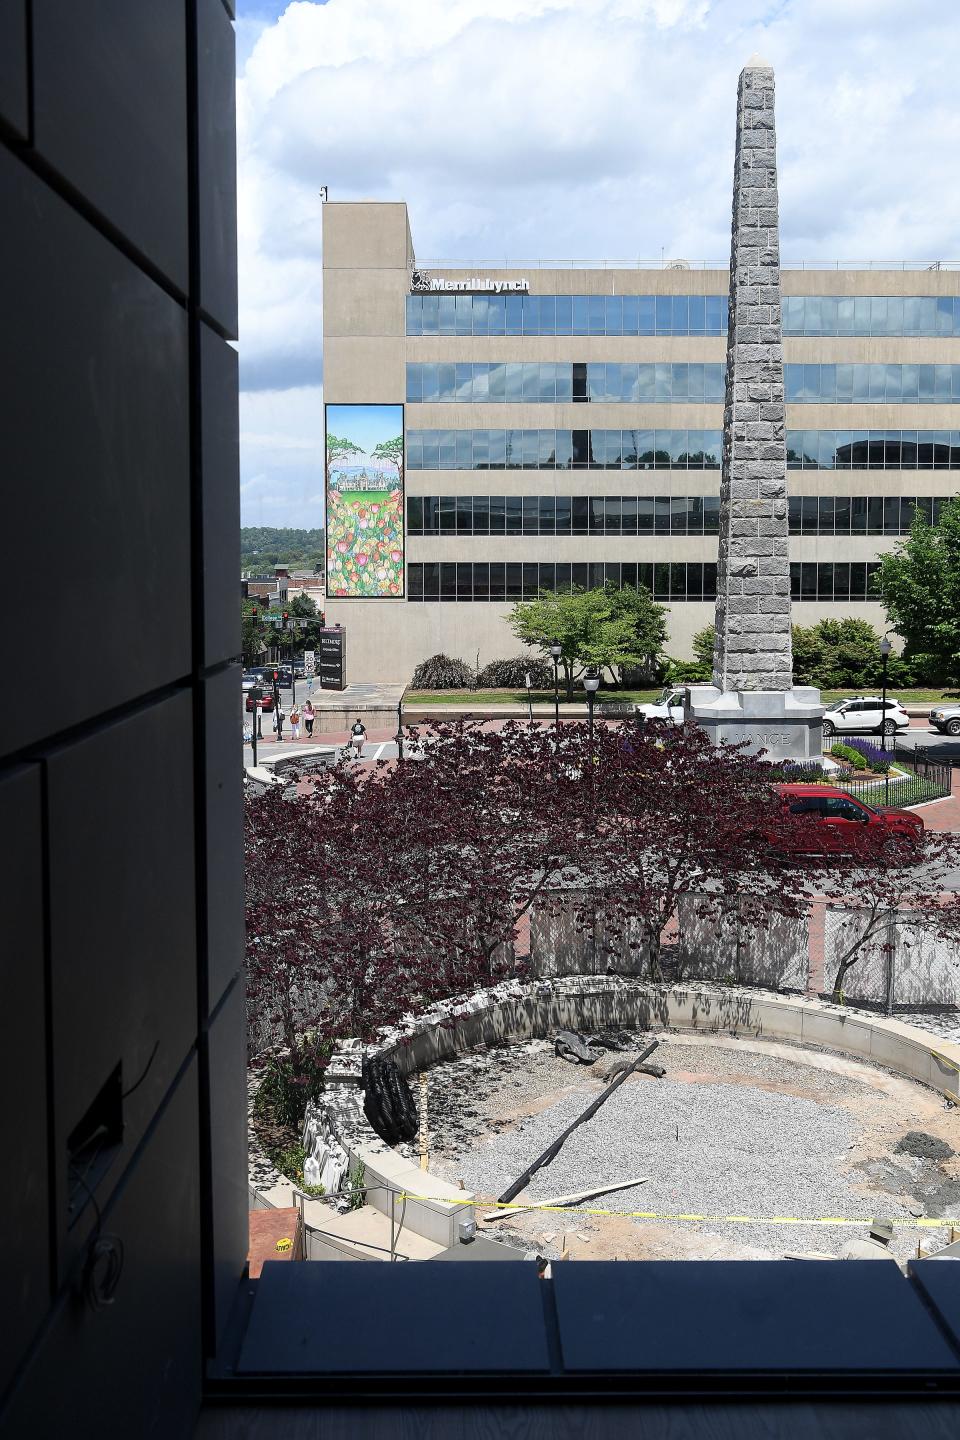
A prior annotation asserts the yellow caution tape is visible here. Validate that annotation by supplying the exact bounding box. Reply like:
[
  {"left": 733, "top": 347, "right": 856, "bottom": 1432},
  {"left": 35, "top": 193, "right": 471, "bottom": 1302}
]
[{"left": 397, "top": 1193, "right": 959, "bottom": 1229}]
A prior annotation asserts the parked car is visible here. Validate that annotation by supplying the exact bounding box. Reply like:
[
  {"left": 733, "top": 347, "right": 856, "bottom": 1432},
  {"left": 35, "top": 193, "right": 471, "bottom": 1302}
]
[
  {"left": 635, "top": 688, "right": 685, "bottom": 724},
  {"left": 773, "top": 783, "right": 923, "bottom": 856},
  {"left": 929, "top": 705, "right": 960, "bottom": 736},
  {"left": 241, "top": 672, "right": 259, "bottom": 692},
  {"left": 245, "top": 690, "right": 275, "bottom": 712},
  {"left": 820, "top": 696, "right": 910, "bottom": 739}
]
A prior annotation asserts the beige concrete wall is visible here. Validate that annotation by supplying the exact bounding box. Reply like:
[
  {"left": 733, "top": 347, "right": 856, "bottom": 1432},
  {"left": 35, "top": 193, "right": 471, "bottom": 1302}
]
[{"left": 409, "top": 266, "right": 960, "bottom": 297}]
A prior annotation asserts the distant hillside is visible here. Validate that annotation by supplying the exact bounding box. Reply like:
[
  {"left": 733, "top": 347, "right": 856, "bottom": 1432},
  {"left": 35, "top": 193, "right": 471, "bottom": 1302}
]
[{"left": 241, "top": 527, "right": 326, "bottom": 574}]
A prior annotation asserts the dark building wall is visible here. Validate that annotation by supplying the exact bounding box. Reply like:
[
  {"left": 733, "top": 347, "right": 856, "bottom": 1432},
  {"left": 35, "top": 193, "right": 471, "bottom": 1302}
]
[{"left": 0, "top": 4, "right": 244, "bottom": 1434}]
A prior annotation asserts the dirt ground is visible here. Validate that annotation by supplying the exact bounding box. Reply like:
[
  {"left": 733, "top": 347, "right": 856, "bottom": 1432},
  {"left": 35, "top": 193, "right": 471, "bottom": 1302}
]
[{"left": 412, "top": 1033, "right": 960, "bottom": 1262}]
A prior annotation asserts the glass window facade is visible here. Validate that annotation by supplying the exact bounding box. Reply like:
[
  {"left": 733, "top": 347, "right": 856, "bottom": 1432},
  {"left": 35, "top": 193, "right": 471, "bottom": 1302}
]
[
  {"left": 407, "top": 561, "right": 878, "bottom": 601},
  {"left": 786, "top": 430, "right": 960, "bottom": 468},
  {"left": 407, "top": 561, "right": 718, "bottom": 601},
  {"left": 784, "top": 364, "right": 960, "bottom": 404},
  {"left": 407, "top": 293, "right": 960, "bottom": 338},
  {"left": 408, "top": 495, "right": 721, "bottom": 536},
  {"left": 788, "top": 495, "right": 944, "bottom": 534},
  {"left": 790, "top": 562, "right": 881, "bottom": 600},
  {"left": 407, "top": 428, "right": 724, "bottom": 470},
  {"left": 781, "top": 295, "right": 960, "bottom": 337},
  {"left": 406, "top": 363, "right": 726, "bottom": 404},
  {"left": 406, "top": 293, "right": 728, "bottom": 336}
]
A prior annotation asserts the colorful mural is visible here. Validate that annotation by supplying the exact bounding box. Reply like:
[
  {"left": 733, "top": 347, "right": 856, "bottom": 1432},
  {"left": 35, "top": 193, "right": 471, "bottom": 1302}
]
[{"left": 325, "top": 404, "right": 404, "bottom": 598}]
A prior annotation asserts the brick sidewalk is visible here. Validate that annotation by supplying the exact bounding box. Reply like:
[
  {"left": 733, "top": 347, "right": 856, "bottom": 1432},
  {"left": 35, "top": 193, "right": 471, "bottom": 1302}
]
[{"left": 913, "top": 764, "right": 960, "bottom": 832}]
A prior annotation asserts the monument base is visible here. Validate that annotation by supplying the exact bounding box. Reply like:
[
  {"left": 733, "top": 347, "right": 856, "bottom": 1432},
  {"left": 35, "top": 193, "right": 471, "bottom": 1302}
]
[{"left": 684, "top": 685, "right": 825, "bottom": 763}]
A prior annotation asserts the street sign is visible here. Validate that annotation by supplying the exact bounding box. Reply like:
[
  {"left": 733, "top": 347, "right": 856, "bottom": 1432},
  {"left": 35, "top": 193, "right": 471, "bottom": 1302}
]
[
  {"left": 243, "top": 729, "right": 253, "bottom": 743},
  {"left": 304, "top": 651, "right": 316, "bottom": 676},
  {"left": 318, "top": 627, "right": 346, "bottom": 691}
]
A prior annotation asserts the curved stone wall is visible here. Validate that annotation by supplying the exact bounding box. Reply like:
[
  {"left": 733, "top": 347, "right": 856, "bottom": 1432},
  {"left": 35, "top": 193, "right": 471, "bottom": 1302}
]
[{"left": 300, "top": 977, "right": 960, "bottom": 1249}]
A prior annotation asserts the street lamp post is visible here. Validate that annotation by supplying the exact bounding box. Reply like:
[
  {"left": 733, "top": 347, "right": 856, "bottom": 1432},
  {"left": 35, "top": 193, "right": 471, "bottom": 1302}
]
[
  {"left": 249, "top": 688, "right": 261, "bottom": 766},
  {"left": 583, "top": 668, "right": 601, "bottom": 824},
  {"left": 525, "top": 671, "right": 533, "bottom": 723},
  {"left": 549, "top": 642, "right": 562, "bottom": 730},
  {"left": 583, "top": 666, "right": 601, "bottom": 745},
  {"left": 395, "top": 699, "right": 405, "bottom": 763},
  {"left": 880, "top": 636, "right": 892, "bottom": 756}
]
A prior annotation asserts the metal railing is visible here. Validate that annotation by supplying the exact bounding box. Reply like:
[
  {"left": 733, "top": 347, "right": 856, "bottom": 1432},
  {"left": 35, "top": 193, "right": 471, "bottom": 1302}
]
[
  {"left": 416, "top": 258, "right": 960, "bottom": 273},
  {"left": 833, "top": 743, "right": 952, "bottom": 810},
  {"left": 290, "top": 1179, "right": 411, "bottom": 1263}
]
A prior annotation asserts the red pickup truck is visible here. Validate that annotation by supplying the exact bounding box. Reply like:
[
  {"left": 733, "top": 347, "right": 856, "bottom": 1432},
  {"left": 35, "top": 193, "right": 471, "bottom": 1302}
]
[{"left": 774, "top": 783, "right": 924, "bottom": 856}]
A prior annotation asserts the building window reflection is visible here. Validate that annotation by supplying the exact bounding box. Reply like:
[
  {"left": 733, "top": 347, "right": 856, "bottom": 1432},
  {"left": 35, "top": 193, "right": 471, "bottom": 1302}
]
[
  {"left": 406, "top": 293, "right": 960, "bottom": 338},
  {"left": 408, "top": 495, "right": 722, "bottom": 536},
  {"left": 786, "top": 429, "right": 960, "bottom": 468},
  {"left": 781, "top": 295, "right": 960, "bottom": 337},
  {"left": 407, "top": 428, "right": 724, "bottom": 469},
  {"left": 784, "top": 364, "right": 960, "bottom": 403},
  {"left": 406, "top": 293, "right": 729, "bottom": 336},
  {"left": 407, "top": 561, "right": 718, "bottom": 601},
  {"left": 406, "top": 363, "right": 726, "bottom": 403},
  {"left": 407, "top": 560, "right": 880, "bottom": 602}
]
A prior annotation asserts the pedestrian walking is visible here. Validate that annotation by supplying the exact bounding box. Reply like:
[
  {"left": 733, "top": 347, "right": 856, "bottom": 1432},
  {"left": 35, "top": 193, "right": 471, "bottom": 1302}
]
[
  {"left": 307, "top": 673, "right": 314, "bottom": 695},
  {"left": 290, "top": 706, "right": 301, "bottom": 741},
  {"left": 274, "top": 704, "right": 285, "bottom": 741},
  {"left": 303, "top": 700, "right": 315, "bottom": 737},
  {"left": 349, "top": 717, "right": 367, "bottom": 759}
]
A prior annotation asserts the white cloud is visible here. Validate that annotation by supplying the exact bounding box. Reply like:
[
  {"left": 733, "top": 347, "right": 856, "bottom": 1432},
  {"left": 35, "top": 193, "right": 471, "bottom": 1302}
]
[
  {"left": 240, "top": 385, "right": 325, "bottom": 527},
  {"left": 237, "top": 0, "right": 960, "bottom": 521}
]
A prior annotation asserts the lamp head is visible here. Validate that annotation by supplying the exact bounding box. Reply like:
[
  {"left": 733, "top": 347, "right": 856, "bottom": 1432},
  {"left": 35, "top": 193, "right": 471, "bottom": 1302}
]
[
  {"left": 583, "top": 669, "right": 601, "bottom": 694},
  {"left": 880, "top": 637, "right": 892, "bottom": 657},
  {"left": 549, "top": 642, "right": 563, "bottom": 660}
]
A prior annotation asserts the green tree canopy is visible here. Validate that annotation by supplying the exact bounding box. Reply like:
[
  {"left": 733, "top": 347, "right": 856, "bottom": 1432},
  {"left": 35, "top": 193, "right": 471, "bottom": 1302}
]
[
  {"left": 875, "top": 494, "right": 960, "bottom": 683},
  {"left": 509, "top": 585, "right": 668, "bottom": 697},
  {"left": 326, "top": 434, "right": 363, "bottom": 481},
  {"left": 371, "top": 436, "right": 404, "bottom": 479},
  {"left": 241, "top": 527, "right": 325, "bottom": 573},
  {"left": 690, "top": 619, "right": 919, "bottom": 690},
  {"left": 264, "top": 591, "right": 327, "bottom": 654},
  {"left": 692, "top": 625, "right": 715, "bottom": 670}
]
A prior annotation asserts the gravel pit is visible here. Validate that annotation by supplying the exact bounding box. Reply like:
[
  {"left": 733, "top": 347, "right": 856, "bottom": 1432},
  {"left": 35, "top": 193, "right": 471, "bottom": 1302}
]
[{"left": 409, "top": 1034, "right": 960, "bottom": 1263}]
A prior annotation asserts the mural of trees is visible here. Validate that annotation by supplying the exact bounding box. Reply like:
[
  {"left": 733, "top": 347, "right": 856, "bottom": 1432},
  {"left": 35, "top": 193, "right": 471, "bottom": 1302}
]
[{"left": 326, "top": 407, "right": 404, "bottom": 598}]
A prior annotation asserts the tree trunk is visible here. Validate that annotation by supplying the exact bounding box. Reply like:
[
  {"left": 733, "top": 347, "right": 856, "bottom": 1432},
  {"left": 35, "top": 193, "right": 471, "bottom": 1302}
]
[
  {"left": 647, "top": 926, "right": 663, "bottom": 982},
  {"left": 830, "top": 954, "right": 859, "bottom": 1004}
]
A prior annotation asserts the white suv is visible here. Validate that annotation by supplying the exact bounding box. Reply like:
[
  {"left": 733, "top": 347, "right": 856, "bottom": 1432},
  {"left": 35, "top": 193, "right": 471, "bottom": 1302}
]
[
  {"left": 821, "top": 696, "right": 910, "bottom": 739},
  {"left": 929, "top": 705, "right": 960, "bottom": 736}
]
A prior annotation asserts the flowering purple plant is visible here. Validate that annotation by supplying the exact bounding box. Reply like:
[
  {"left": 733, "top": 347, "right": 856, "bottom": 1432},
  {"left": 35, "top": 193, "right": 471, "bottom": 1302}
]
[{"left": 842, "top": 738, "right": 890, "bottom": 770}]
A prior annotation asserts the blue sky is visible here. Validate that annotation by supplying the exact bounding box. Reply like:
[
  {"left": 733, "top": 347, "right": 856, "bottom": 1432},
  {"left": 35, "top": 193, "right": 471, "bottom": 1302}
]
[
  {"left": 237, "top": 0, "right": 960, "bottom": 529},
  {"left": 326, "top": 404, "right": 403, "bottom": 461}
]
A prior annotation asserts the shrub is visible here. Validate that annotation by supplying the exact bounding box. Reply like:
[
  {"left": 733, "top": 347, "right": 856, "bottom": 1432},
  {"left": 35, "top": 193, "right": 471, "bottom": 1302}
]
[
  {"left": 830, "top": 742, "right": 867, "bottom": 771},
  {"left": 256, "top": 1052, "right": 325, "bottom": 1132},
  {"left": 410, "top": 653, "right": 476, "bottom": 689},
  {"left": 842, "top": 738, "right": 891, "bottom": 772},
  {"left": 766, "top": 760, "right": 829, "bottom": 783},
  {"left": 476, "top": 656, "right": 554, "bottom": 689},
  {"left": 663, "top": 658, "right": 712, "bottom": 685}
]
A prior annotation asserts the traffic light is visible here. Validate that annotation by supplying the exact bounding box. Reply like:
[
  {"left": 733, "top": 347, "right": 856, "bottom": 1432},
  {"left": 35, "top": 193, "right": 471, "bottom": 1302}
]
[
  {"left": 272, "top": 670, "right": 279, "bottom": 683},
  {"left": 282, "top": 610, "right": 289, "bottom": 626},
  {"left": 250, "top": 605, "right": 258, "bottom": 619}
]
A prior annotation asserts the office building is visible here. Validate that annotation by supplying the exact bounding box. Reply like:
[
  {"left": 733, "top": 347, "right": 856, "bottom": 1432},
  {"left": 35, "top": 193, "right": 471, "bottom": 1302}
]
[{"left": 322, "top": 202, "right": 959, "bottom": 680}]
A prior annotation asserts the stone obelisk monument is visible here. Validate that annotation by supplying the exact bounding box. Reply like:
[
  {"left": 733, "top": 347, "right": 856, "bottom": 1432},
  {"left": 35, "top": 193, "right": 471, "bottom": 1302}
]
[{"left": 686, "top": 58, "right": 823, "bottom": 760}]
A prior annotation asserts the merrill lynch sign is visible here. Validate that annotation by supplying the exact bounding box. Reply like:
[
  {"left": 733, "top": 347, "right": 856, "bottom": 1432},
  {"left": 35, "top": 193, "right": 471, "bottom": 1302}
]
[{"left": 410, "top": 269, "right": 528, "bottom": 294}]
